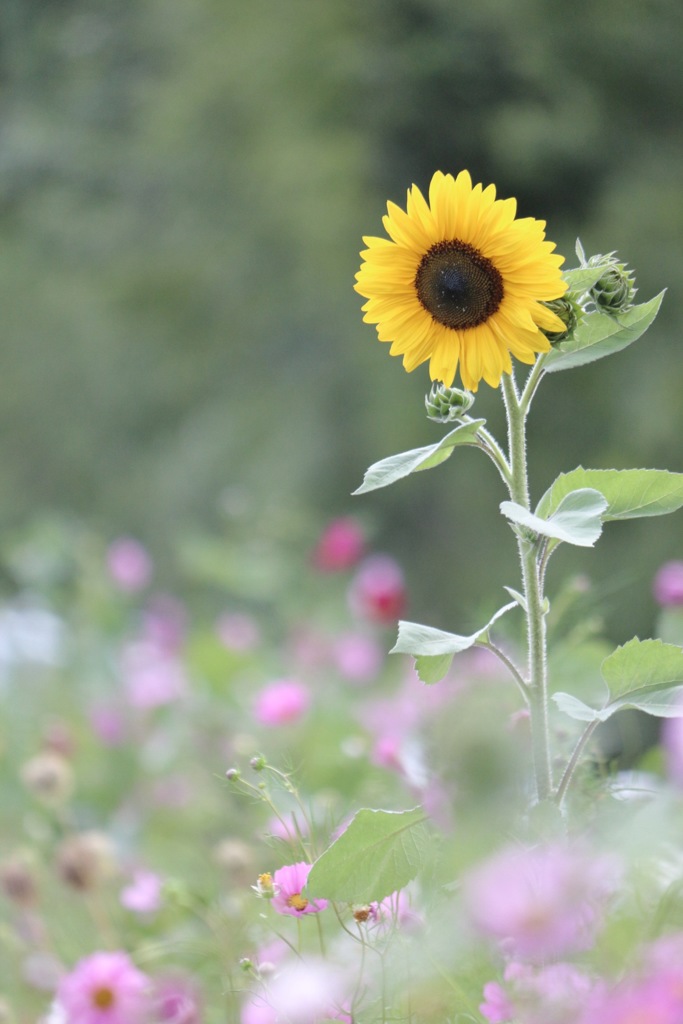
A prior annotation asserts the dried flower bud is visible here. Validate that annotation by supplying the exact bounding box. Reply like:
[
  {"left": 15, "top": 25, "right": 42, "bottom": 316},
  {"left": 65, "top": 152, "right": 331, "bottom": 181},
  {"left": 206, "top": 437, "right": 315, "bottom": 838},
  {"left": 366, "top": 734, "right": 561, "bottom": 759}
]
[
  {"left": 0, "top": 854, "right": 39, "bottom": 907},
  {"left": 425, "top": 382, "right": 475, "bottom": 423},
  {"left": 55, "top": 831, "right": 118, "bottom": 892},
  {"left": 20, "top": 752, "right": 74, "bottom": 806},
  {"left": 586, "top": 252, "right": 636, "bottom": 313},
  {"left": 352, "top": 904, "right": 373, "bottom": 923}
]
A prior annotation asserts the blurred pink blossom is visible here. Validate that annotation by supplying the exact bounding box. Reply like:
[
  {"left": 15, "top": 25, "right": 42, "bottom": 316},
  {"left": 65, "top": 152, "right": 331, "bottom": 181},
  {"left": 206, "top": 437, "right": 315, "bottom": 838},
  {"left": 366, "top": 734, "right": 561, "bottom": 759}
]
[
  {"left": 142, "top": 596, "right": 187, "bottom": 653},
  {"left": 106, "top": 538, "right": 153, "bottom": 593},
  {"left": 580, "top": 969, "right": 683, "bottom": 1024},
  {"left": 481, "top": 961, "right": 596, "bottom": 1024},
  {"left": 89, "top": 705, "right": 127, "bottom": 747},
  {"left": 57, "top": 951, "right": 151, "bottom": 1024},
  {"left": 348, "top": 554, "right": 407, "bottom": 624},
  {"left": 120, "top": 870, "right": 163, "bottom": 916},
  {"left": 661, "top": 698, "right": 683, "bottom": 786},
  {"left": 332, "top": 631, "right": 384, "bottom": 683},
  {"left": 152, "top": 974, "right": 202, "bottom": 1024},
  {"left": 653, "top": 561, "right": 683, "bottom": 607},
  {"left": 312, "top": 517, "right": 365, "bottom": 572},
  {"left": 122, "top": 640, "right": 187, "bottom": 709},
  {"left": 242, "top": 959, "right": 349, "bottom": 1024},
  {"left": 270, "top": 862, "right": 327, "bottom": 916},
  {"left": 464, "top": 843, "right": 617, "bottom": 961},
  {"left": 253, "top": 680, "right": 310, "bottom": 727},
  {"left": 216, "top": 612, "right": 261, "bottom": 652}
]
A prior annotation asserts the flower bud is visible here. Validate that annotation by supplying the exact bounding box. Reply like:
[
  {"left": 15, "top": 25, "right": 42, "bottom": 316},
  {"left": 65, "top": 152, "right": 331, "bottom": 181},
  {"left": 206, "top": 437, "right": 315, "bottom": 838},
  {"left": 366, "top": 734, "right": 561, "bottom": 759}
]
[
  {"left": 425, "top": 382, "right": 475, "bottom": 423},
  {"left": 225, "top": 768, "right": 241, "bottom": 782},
  {"left": 249, "top": 754, "right": 267, "bottom": 772},
  {"left": 586, "top": 252, "right": 636, "bottom": 313},
  {"left": 20, "top": 752, "right": 74, "bottom": 807},
  {"left": 55, "top": 831, "right": 118, "bottom": 892},
  {"left": 0, "top": 853, "right": 39, "bottom": 907},
  {"left": 540, "top": 295, "right": 582, "bottom": 343}
]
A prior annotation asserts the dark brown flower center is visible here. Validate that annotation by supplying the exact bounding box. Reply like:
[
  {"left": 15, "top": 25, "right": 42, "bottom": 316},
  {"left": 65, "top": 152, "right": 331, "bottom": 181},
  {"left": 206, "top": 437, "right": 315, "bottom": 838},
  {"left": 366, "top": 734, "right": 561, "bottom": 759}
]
[{"left": 415, "top": 240, "right": 503, "bottom": 330}]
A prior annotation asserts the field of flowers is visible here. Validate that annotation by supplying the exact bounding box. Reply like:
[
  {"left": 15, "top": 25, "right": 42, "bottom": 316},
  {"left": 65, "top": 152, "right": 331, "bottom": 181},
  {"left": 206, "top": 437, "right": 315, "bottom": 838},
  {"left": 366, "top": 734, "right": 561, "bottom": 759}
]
[{"left": 2, "top": 498, "right": 683, "bottom": 1024}]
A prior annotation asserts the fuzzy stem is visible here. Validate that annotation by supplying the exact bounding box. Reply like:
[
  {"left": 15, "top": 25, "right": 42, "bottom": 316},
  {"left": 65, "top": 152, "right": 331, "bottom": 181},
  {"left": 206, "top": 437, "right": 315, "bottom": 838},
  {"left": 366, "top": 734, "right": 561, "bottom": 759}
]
[{"left": 501, "top": 372, "right": 553, "bottom": 802}]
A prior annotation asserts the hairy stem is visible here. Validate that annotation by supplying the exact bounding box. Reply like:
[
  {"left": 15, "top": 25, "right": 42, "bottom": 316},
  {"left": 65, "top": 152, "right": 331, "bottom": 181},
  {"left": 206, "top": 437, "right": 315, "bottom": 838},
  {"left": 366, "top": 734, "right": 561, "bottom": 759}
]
[{"left": 501, "top": 372, "right": 553, "bottom": 801}]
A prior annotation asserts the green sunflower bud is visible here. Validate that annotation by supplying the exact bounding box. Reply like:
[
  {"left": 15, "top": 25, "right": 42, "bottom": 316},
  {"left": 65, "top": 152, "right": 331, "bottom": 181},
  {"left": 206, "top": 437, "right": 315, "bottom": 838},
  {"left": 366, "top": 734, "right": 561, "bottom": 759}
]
[
  {"left": 425, "top": 382, "right": 475, "bottom": 423},
  {"left": 586, "top": 252, "right": 636, "bottom": 313},
  {"left": 540, "top": 295, "right": 582, "bottom": 344}
]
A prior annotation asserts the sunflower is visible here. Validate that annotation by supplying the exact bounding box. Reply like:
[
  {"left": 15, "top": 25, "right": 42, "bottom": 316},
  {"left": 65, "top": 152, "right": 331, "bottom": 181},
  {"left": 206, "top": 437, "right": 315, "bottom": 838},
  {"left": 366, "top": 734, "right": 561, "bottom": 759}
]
[{"left": 354, "top": 170, "right": 567, "bottom": 391}]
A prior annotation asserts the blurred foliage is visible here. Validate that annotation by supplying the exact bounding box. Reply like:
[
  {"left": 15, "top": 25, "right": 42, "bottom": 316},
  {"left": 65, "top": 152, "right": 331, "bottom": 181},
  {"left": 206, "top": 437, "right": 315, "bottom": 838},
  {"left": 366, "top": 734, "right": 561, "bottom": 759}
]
[{"left": 0, "top": 0, "right": 682, "bottom": 639}]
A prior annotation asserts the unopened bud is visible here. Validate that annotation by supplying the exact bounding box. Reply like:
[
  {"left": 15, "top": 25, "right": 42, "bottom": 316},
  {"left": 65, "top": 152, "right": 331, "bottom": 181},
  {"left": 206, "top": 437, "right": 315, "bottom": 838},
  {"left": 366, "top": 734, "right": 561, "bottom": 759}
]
[
  {"left": 0, "top": 854, "right": 38, "bottom": 907},
  {"left": 21, "top": 752, "right": 74, "bottom": 807},
  {"left": 225, "top": 768, "right": 241, "bottom": 782},
  {"left": 540, "top": 295, "right": 582, "bottom": 343},
  {"left": 425, "top": 382, "right": 475, "bottom": 423},
  {"left": 249, "top": 754, "right": 267, "bottom": 772},
  {"left": 586, "top": 252, "right": 636, "bottom": 313},
  {"left": 55, "top": 831, "right": 118, "bottom": 892}
]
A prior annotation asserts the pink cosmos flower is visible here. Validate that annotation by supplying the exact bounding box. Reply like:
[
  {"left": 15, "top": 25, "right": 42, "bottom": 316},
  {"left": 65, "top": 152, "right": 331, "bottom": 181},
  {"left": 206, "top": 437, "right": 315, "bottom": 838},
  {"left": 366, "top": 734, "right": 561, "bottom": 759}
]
[
  {"left": 464, "top": 843, "right": 617, "bottom": 961},
  {"left": 270, "top": 862, "right": 327, "bottom": 916},
  {"left": 242, "top": 959, "right": 349, "bottom": 1024},
  {"left": 348, "top": 554, "right": 407, "bottom": 624},
  {"left": 481, "top": 962, "right": 596, "bottom": 1024},
  {"left": 106, "top": 538, "right": 153, "bottom": 593},
  {"left": 120, "top": 870, "right": 163, "bottom": 915},
  {"left": 653, "top": 561, "right": 683, "bottom": 606},
  {"left": 332, "top": 631, "right": 384, "bottom": 683},
  {"left": 57, "top": 951, "right": 151, "bottom": 1024},
  {"left": 312, "top": 517, "right": 365, "bottom": 572},
  {"left": 580, "top": 970, "right": 683, "bottom": 1024},
  {"left": 122, "top": 639, "right": 187, "bottom": 709},
  {"left": 661, "top": 697, "right": 683, "bottom": 786},
  {"left": 216, "top": 612, "right": 261, "bottom": 652},
  {"left": 253, "top": 680, "right": 310, "bottom": 727},
  {"left": 152, "top": 974, "right": 202, "bottom": 1024}
]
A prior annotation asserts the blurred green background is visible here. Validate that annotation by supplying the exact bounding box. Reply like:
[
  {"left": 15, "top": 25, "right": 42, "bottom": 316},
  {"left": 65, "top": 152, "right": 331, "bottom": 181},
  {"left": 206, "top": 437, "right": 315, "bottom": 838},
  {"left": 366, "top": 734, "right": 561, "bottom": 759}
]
[{"left": 1, "top": 0, "right": 682, "bottom": 641}]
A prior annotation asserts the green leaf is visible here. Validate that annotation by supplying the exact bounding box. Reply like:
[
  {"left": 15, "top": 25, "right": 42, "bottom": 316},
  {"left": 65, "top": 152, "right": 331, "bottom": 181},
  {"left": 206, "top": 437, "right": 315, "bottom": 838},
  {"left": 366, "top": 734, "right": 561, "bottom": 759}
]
[
  {"left": 602, "top": 638, "right": 683, "bottom": 702},
  {"left": 537, "top": 468, "right": 683, "bottom": 523},
  {"left": 562, "top": 266, "right": 607, "bottom": 294},
  {"left": 353, "top": 420, "right": 486, "bottom": 495},
  {"left": 305, "top": 807, "right": 429, "bottom": 904},
  {"left": 501, "top": 489, "right": 607, "bottom": 548},
  {"left": 543, "top": 291, "right": 664, "bottom": 373},
  {"left": 391, "top": 602, "right": 517, "bottom": 683},
  {"left": 553, "top": 638, "right": 683, "bottom": 723}
]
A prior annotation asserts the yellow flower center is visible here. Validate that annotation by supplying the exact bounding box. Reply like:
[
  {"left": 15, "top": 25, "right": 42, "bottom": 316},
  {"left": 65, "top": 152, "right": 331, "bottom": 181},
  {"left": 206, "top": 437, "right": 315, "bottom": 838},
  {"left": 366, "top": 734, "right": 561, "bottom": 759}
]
[
  {"left": 415, "top": 240, "right": 504, "bottom": 330},
  {"left": 92, "top": 986, "right": 115, "bottom": 1009},
  {"left": 287, "top": 892, "right": 309, "bottom": 911},
  {"left": 258, "top": 873, "right": 273, "bottom": 887}
]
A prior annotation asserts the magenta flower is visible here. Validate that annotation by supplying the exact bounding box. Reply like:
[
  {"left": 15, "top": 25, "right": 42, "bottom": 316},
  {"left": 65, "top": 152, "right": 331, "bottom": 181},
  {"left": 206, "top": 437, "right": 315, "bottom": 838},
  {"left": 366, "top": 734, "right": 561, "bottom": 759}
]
[
  {"left": 348, "top": 554, "right": 407, "bottom": 624},
  {"left": 580, "top": 970, "right": 683, "bottom": 1024},
  {"left": 653, "top": 561, "right": 683, "bottom": 606},
  {"left": 270, "top": 862, "right": 327, "bottom": 916},
  {"left": 57, "top": 951, "right": 151, "bottom": 1024},
  {"left": 106, "top": 538, "right": 153, "bottom": 593},
  {"left": 312, "top": 517, "right": 365, "bottom": 572},
  {"left": 464, "top": 843, "right": 617, "bottom": 961},
  {"left": 253, "top": 680, "right": 310, "bottom": 727}
]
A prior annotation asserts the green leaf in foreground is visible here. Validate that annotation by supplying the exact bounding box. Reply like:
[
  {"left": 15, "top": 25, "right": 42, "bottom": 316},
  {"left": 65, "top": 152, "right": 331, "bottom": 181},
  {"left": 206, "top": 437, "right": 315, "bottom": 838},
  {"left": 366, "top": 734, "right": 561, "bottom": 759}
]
[
  {"left": 500, "top": 488, "right": 607, "bottom": 548},
  {"left": 353, "top": 419, "right": 485, "bottom": 495},
  {"left": 305, "top": 807, "right": 429, "bottom": 904},
  {"left": 391, "top": 602, "right": 517, "bottom": 683},
  {"left": 543, "top": 291, "right": 664, "bottom": 373},
  {"left": 553, "top": 638, "right": 683, "bottom": 723},
  {"left": 537, "top": 468, "right": 683, "bottom": 523}
]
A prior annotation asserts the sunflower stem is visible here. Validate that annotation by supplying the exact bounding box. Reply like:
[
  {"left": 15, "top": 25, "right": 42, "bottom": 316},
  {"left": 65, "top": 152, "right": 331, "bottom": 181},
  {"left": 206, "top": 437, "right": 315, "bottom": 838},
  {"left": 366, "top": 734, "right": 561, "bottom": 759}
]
[{"left": 501, "top": 371, "right": 553, "bottom": 803}]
